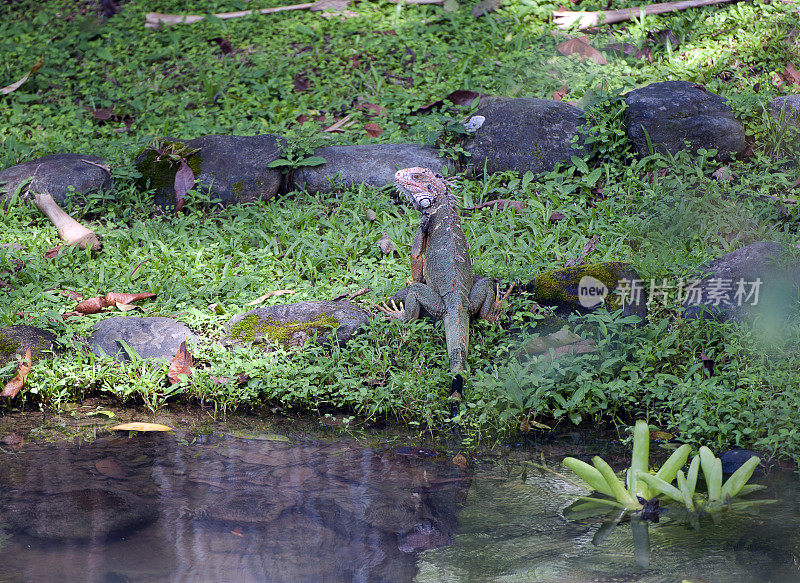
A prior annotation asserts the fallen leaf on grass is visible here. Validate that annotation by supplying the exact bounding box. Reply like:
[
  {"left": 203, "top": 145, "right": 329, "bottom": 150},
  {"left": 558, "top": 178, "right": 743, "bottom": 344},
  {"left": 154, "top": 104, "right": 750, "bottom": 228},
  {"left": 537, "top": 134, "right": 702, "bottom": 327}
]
[
  {"left": 356, "top": 101, "right": 387, "bottom": 117},
  {"left": 563, "top": 235, "right": 600, "bottom": 268},
  {"left": 44, "top": 245, "right": 65, "bottom": 259},
  {"left": 557, "top": 38, "right": 608, "bottom": 65},
  {"left": 712, "top": 166, "right": 734, "bottom": 182},
  {"left": 75, "top": 296, "right": 115, "bottom": 314},
  {"left": 464, "top": 199, "right": 527, "bottom": 211},
  {"left": 106, "top": 292, "right": 157, "bottom": 305},
  {"left": 109, "top": 422, "right": 173, "bottom": 432},
  {"left": 378, "top": 232, "right": 395, "bottom": 254},
  {"left": 552, "top": 84, "right": 569, "bottom": 101},
  {"left": 95, "top": 457, "right": 126, "bottom": 479},
  {"left": 0, "top": 55, "right": 43, "bottom": 95},
  {"left": 323, "top": 114, "right": 355, "bottom": 132},
  {"left": 417, "top": 89, "right": 492, "bottom": 113},
  {"left": 174, "top": 160, "right": 194, "bottom": 211},
  {"left": 246, "top": 289, "right": 296, "bottom": 306},
  {"left": 472, "top": 0, "right": 502, "bottom": 17},
  {"left": 168, "top": 341, "right": 192, "bottom": 384},
  {"left": 364, "top": 122, "right": 383, "bottom": 137},
  {"left": 1, "top": 348, "right": 31, "bottom": 398},
  {"left": 549, "top": 212, "right": 566, "bottom": 224},
  {"left": 785, "top": 63, "right": 800, "bottom": 86}
]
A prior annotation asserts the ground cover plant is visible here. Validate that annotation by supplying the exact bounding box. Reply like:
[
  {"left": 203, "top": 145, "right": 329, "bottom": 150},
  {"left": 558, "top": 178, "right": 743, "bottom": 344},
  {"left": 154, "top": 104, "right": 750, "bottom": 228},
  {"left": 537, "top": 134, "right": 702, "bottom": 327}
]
[{"left": 1, "top": 0, "right": 800, "bottom": 458}]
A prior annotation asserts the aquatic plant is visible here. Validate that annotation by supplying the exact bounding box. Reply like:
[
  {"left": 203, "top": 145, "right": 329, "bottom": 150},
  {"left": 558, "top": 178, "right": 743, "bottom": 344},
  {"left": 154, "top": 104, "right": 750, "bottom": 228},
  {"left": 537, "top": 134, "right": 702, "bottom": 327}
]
[{"left": 563, "top": 421, "right": 766, "bottom": 515}]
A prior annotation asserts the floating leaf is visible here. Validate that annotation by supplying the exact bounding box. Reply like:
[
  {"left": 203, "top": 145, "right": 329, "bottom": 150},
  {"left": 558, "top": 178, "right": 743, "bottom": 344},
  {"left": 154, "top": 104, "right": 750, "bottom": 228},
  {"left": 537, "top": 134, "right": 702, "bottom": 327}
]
[
  {"left": 95, "top": 457, "right": 126, "bottom": 479},
  {"left": 109, "top": 422, "right": 173, "bottom": 432},
  {"left": 1, "top": 348, "right": 32, "bottom": 398},
  {"left": 0, "top": 55, "right": 44, "bottom": 95},
  {"left": 557, "top": 38, "right": 608, "bottom": 65},
  {"left": 168, "top": 341, "right": 192, "bottom": 384}
]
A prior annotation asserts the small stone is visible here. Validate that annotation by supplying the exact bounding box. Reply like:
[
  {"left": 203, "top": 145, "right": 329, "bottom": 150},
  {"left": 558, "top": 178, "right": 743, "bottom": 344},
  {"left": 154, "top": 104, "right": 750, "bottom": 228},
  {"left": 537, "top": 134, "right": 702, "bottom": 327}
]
[
  {"left": 365, "top": 208, "right": 377, "bottom": 222},
  {"left": 89, "top": 317, "right": 197, "bottom": 362}
]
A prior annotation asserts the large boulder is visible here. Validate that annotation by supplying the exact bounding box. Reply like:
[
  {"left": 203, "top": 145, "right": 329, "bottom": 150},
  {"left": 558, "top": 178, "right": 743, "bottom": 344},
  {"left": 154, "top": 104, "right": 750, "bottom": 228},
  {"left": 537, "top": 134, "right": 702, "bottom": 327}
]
[
  {"left": 769, "top": 95, "right": 800, "bottom": 127},
  {"left": 462, "top": 98, "right": 589, "bottom": 176},
  {"left": 89, "top": 317, "right": 197, "bottom": 362},
  {"left": 223, "top": 301, "right": 370, "bottom": 350},
  {"left": 624, "top": 81, "right": 745, "bottom": 161},
  {"left": 292, "top": 143, "right": 449, "bottom": 193},
  {"left": 683, "top": 242, "right": 800, "bottom": 325},
  {"left": 0, "top": 154, "right": 112, "bottom": 206},
  {"left": 0, "top": 325, "right": 57, "bottom": 365},
  {"left": 135, "top": 134, "right": 285, "bottom": 207}
]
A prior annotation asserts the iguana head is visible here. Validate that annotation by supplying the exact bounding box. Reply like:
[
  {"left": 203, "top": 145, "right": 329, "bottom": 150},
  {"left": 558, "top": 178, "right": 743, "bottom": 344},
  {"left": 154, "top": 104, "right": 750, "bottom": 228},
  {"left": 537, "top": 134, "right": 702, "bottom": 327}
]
[{"left": 394, "top": 167, "right": 448, "bottom": 211}]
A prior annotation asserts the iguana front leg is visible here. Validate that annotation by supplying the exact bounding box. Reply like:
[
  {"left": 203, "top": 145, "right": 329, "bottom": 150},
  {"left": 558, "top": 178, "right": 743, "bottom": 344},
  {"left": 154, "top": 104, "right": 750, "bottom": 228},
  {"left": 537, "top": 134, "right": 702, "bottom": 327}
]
[{"left": 410, "top": 224, "right": 426, "bottom": 284}]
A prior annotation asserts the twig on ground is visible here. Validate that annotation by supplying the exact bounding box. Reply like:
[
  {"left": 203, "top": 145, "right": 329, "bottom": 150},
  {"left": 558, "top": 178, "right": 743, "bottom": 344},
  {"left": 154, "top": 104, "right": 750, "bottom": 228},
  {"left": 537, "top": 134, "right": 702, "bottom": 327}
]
[
  {"left": 553, "top": 0, "right": 738, "bottom": 30},
  {"left": 145, "top": 3, "right": 315, "bottom": 28}
]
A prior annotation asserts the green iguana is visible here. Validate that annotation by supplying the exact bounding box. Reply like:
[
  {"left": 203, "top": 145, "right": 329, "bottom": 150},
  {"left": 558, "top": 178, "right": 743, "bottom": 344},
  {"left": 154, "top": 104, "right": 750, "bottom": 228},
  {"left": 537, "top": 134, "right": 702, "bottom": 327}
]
[{"left": 379, "top": 167, "right": 508, "bottom": 402}]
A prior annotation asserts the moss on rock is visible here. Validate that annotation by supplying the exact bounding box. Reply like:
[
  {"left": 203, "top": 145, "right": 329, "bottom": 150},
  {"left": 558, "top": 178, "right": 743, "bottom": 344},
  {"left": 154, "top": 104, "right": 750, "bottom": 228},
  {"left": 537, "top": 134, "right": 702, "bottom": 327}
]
[
  {"left": 134, "top": 139, "right": 202, "bottom": 191},
  {"left": 229, "top": 313, "right": 340, "bottom": 349},
  {"left": 528, "top": 261, "right": 635, "bottom": 311}
]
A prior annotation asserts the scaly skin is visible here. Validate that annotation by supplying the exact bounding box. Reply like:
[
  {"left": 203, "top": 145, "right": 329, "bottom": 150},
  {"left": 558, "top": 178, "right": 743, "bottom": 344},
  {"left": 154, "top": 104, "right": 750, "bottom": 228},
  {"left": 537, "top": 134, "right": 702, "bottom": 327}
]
[{"left": 379, "top": 167, "right": 502, "bottom": 398}]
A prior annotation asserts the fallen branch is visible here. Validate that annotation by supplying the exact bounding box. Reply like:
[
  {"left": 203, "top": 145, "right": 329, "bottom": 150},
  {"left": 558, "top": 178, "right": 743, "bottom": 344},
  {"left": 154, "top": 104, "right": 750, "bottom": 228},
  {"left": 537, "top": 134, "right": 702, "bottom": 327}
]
[
  {"left": 145, "top": 3, "right": 314, "bottom": 28},
  {"left": 553, "top": 0, "right": 738, "bottom": 30},
  {"left": 34, "top": 193, "right": 101, "bottom": 251}
]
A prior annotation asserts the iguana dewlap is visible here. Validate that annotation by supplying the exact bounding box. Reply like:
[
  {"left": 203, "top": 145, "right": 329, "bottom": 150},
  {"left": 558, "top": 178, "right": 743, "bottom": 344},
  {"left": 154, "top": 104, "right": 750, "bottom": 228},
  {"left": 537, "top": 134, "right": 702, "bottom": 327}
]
[{"left": 380, "top": 167, "right": 501, "bottom": 398}]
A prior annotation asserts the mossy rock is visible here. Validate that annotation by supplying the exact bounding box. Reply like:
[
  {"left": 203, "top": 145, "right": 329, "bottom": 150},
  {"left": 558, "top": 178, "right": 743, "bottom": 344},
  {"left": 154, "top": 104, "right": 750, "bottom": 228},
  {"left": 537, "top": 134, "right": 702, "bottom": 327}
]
[
  {"left": 525, "top": 262, "right": 647, "bottom": 322},
  {"left": 0, "top": 325, "right": 57, "bottom": 366},
  {"left": 223, "top": 301, "right": 370, "bottom": 350},
  {"left": 134, "top": 134, "right": 285, "bottom": 207}
]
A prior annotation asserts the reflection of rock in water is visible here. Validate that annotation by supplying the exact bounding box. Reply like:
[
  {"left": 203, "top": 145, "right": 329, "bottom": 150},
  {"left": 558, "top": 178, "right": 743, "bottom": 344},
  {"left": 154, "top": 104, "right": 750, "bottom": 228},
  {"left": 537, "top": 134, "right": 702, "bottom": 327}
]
[
  {"left": 5, "top": 488, "right": 156, "bottom": 540},
  {"left": 0, "top": 432, "right": 470, "bottom": 582}
]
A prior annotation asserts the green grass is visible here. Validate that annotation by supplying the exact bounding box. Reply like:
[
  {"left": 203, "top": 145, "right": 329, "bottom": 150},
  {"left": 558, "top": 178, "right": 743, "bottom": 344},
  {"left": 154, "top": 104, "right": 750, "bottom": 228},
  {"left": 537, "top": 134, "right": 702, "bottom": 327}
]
[{"left": 1, "top": 0, "right": 800, "bottom": 458}]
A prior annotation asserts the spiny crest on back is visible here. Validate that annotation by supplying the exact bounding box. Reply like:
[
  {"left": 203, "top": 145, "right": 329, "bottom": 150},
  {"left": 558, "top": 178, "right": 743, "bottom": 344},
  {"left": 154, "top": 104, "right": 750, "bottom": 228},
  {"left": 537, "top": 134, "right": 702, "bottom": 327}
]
[{"left": 394, "top": 167, "right": 459, "bottom": 211}]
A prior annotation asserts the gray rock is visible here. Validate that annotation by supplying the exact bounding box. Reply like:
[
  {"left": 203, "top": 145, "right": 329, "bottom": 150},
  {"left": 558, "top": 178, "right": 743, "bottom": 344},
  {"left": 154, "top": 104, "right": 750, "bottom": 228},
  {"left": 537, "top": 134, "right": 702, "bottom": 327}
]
[
  {"left": 90, "top": 317, "right": 197, "bottom": 362},
  {"left": 525, "top": 262, "right": 648, "bottom": 322},
  {"left": 0, "top": 154, "right": 112, "bottom": 206},
  {"left": 462, "top": 98, "right": 589, "bottom": 176},
  {"left": 224, "top": 301, "right": 370, "bottom": 349},
  {"left": 5, "top": 488, "right": 156, "bottom": 540},
  {"left": 769, "top": 95, "right": 800, "bottom": 127},
  {"left": 0, "top": 325, "right": 57, "bottom": 365},
  {"left": 134, "top": 134, "right": 285, "bottom": 207},
  {"left": 624, "top": 81, "right": 745, "bottom": 161},
  {"left": 292, "top": 143, "right": 449, "bottom": 193},
  {"left": 683, "top": 242, "right": 800, "bottom": 324}
]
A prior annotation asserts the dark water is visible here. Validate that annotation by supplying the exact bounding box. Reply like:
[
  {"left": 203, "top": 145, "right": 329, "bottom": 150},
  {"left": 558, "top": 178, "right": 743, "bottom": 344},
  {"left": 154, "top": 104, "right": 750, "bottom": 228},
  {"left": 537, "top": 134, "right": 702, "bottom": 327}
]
[{"left": 0, "top": 431, "right": 799, "bottom": 583}]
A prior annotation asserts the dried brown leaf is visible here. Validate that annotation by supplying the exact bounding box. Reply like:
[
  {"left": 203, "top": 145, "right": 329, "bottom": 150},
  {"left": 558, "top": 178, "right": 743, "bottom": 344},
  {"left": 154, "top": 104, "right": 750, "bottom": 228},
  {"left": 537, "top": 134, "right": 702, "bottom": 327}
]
[
  {"left": 364, "top": 122, "right": 383, "bottom": 137},
  {"left": 105, "top": 291, "right": 157, "bottom": 305},
  {"left": 0, "top": 55, "right": 43, "bottom": 95},
  {"left": 75, "top": 296, "right": 114, "bottom": 314},
  {"left": 292, "top": 73, "right": 310, "bottom": 92},
  {"left": 563, "top": 235, "right": 600, "bottom": 268},
  {"left": 552, "top": 84, "right": 569, "bottom": 101},
  {"left": 465, "top": 199, "right": 527, "bottom": 211},
  {"left": 246, "top": 289, "right": 296, "bottom": 306},
  {"left": 323, "top": 114, "right": 355, "bottom": 132},
  {"left": 1, "top": 348, "right": 31, "bottom": 398},
  {"left": 95, "top": 457, "right": 126, "bottom": 479},
  {"left": 557, "top": 38, "right": 608, "bottom": 65},
  {"left": 785, "top": 62, "right": 800, "bottom": 86},
  {"left": 174, "top": 160, "right": 195, "bottom": 211},
  {"left": 378, "top": 232, "right": 395, "bottom": 255},
  {"left": 44, "top": 245, "right": 65, "bottom": 259},
  {"left": 168, "top": 341, "right": 192, "bottom": 384},
  {"left": 0, "top": 432, "right": 25, "bottom": 448},
  {"left": 549, "top": 211, "right": 566, "bottom": 223},
  {"left": 472, "top": 0, "right": 503, "bottom": 17}
]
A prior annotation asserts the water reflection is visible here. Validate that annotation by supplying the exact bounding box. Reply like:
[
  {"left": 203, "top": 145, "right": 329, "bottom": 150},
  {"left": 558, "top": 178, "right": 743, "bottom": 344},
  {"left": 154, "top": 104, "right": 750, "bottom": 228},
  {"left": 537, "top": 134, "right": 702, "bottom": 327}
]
[{"left": 0, "top": 433, "right": 468, "bottom": 582}]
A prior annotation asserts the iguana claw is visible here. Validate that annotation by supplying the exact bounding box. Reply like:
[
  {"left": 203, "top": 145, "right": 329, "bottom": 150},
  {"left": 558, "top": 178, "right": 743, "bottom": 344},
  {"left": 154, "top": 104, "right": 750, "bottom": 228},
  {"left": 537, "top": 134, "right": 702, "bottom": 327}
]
[
  {"left": 377, "top": 298, "right": 405, "bottom": 320},
  {"left": 485, "top": 282, "right": 514, "bottom": 322}
]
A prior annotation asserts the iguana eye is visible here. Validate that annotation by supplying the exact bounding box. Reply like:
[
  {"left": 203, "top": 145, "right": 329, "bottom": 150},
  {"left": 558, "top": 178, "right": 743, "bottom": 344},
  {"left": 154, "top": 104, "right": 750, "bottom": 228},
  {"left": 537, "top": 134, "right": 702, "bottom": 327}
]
[{"left": 411, "top": 173, "right": 424, "bottom": 181}]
